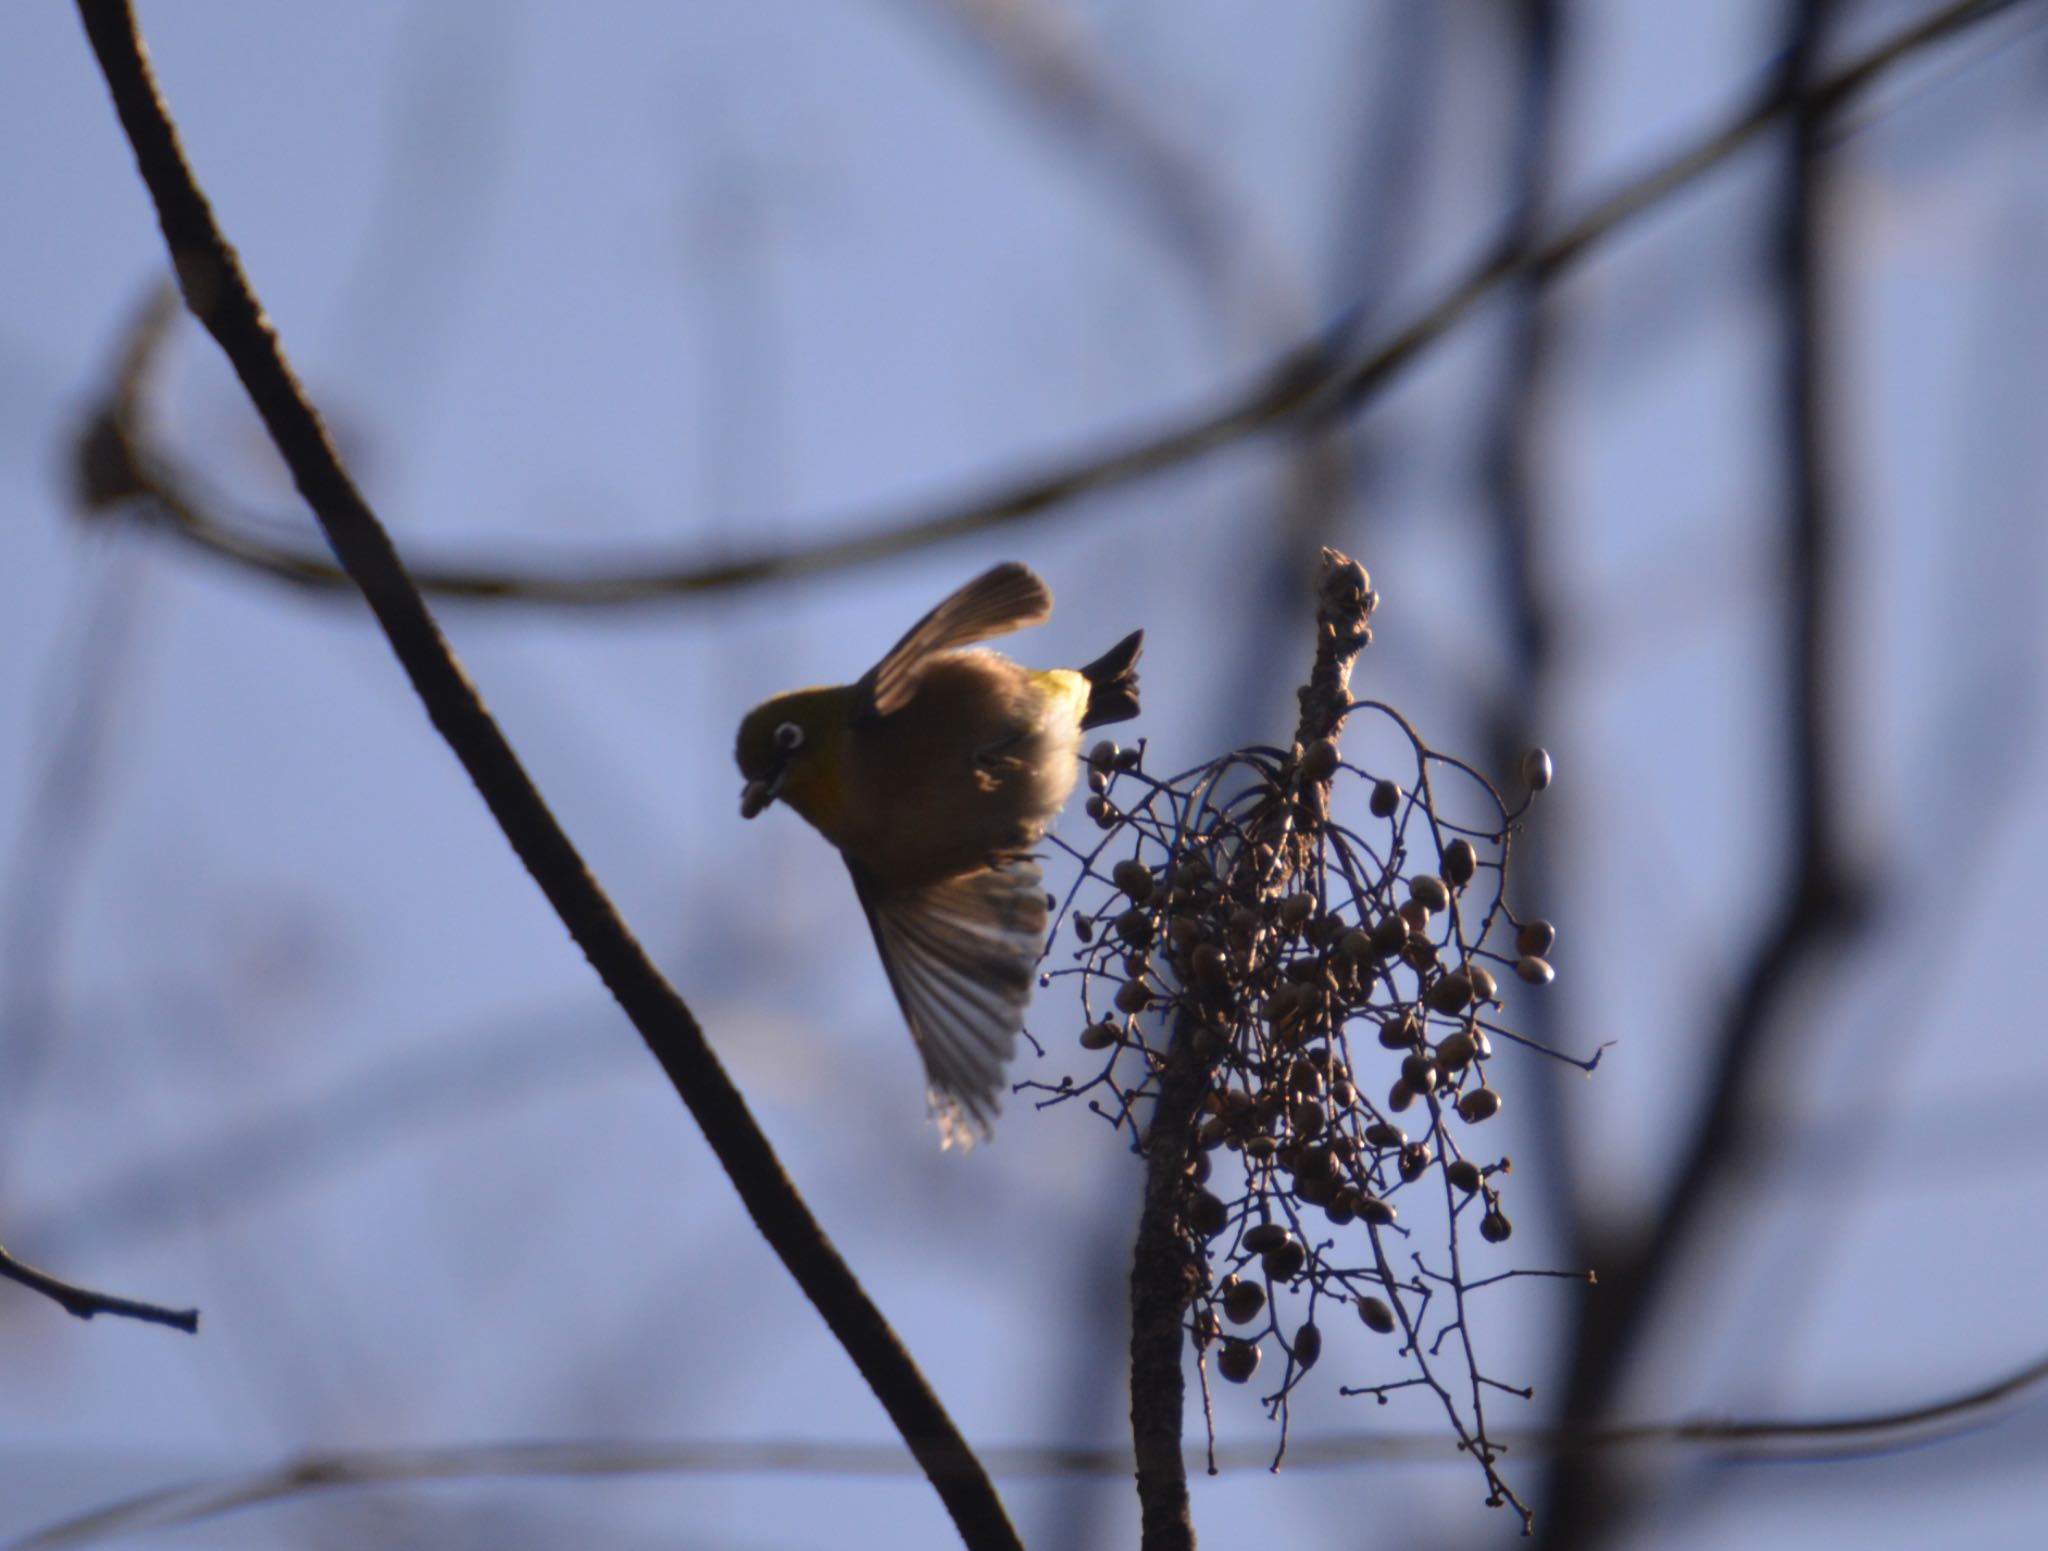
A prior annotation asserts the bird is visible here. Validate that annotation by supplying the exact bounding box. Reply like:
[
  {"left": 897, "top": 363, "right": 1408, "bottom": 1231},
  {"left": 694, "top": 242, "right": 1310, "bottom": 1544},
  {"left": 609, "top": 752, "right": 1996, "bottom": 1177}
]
[{"left": 735, "top": 562, "right": 1142, "bottom": 1148}]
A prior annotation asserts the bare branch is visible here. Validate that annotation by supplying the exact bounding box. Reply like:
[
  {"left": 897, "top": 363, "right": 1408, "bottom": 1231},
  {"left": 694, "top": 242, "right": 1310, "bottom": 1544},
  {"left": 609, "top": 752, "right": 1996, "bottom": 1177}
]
[
  {"left": 0, "top": 1241, "right": 196, "bottom": 1333},
  {"left": 1126, "top": 550, "right": 1376, "bottom": 1551},
  {"left": 1535, "top": 2, "right": 1868, "bottom": 1545},
  {"left": 71, "top": 5, "right": 1019, "bottom": 1546},
  {"left": 19, "top": 1347, "right": 2047, "bottom": 1548},
  {"left": 79, "top": 0, "right": 2023, "bottom": 609}
]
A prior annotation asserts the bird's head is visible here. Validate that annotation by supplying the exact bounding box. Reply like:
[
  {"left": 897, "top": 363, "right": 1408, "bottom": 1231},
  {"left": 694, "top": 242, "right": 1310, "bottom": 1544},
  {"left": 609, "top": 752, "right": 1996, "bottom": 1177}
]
[{"left": 734, "top": 686, "right": 854, "bottom": 826}]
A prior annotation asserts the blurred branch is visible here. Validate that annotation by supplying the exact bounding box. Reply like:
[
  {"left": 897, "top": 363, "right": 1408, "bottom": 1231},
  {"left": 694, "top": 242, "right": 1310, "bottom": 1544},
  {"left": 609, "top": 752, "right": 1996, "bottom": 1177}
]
[
  {"left": 908, "top": 0, "right": 1354, "bottom": 741},
  {"left": 15, "top": 1009, "right": 622, "bottom": 1262},
  {"left": 1476, "top": 0, "right": 1572, "bottom": 1244},
  {"left": 19, "top": 1347, "right": 2048, "bottom": 1548},
  {"left": 72, "top": 6, "right": 1020, "bottom": 1548},
  {"left": 1, "top": 284, "right": 170, "bottom": 1121},
  {"left": 901, "top": 0, "right": 1303, "bottom": 344},
  {"left": 79, "top": 0, "right": 2023, "bottom": 608},
  {"left": 0, "top": 1241, "right": 195, "bottom": 1333},
  {"left": 1535, "top": 3, "right": 1867, "bottom": 1546}
]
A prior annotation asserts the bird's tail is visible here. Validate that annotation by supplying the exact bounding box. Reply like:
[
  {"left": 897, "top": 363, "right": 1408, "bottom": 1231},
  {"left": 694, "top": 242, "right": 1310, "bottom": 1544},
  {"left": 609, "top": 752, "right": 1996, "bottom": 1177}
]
[{"left": 1078, "top": 630, "right": 1143, "bottom": 729}]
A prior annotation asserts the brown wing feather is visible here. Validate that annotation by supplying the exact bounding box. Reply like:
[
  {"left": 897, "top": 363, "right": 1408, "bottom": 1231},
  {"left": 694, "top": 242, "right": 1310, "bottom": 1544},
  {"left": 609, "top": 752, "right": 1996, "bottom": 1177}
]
[
  {"left": 859, "top": 563, "right": 1053, "bottom": 719},
  {"left": 850, "top": 857, "right": 1048, "bottom": 1148}
]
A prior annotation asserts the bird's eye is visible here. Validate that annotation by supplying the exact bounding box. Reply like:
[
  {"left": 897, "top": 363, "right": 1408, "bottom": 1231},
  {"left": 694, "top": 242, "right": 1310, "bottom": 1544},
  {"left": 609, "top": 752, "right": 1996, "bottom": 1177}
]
[{"left": 774, "top": 721, "right": 805, "bottom": 752}]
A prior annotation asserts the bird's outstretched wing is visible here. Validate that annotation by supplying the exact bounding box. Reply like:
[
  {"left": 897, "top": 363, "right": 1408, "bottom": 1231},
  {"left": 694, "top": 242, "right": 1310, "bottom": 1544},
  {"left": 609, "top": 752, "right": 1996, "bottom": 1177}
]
[
  {"left": 859, "top": 563, "right": 1053, "bottom": 719},
  {"left": 850, "top": 857, "right": 1047, "bottom": 1148}
]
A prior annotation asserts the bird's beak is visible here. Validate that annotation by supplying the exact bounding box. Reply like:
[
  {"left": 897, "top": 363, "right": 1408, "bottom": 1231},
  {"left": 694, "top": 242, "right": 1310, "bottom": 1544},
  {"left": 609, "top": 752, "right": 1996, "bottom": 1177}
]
[{"left": 739, "top": 767, "right": 785, "bottom": 819}]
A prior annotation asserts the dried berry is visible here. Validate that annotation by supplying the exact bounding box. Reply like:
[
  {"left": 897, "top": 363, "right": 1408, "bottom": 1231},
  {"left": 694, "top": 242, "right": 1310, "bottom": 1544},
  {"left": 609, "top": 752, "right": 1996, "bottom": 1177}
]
[
  {"left": 1378, "top": 1011, "right": 1422, "bottom": 1050},
  {"left": 1111, "top": 859, "right": 1155, "bottom": 903},
  {"left": 1293, "top": 1144, "right": 1336, "bottom": 1182},
  {"left": 1293, "top": 1322, "right": 1323, "bottom": 1371},
  {"left": 1079, "top": 1021, "right": 1119, "bottom": 1051},
  {"left": 1425, "top": 971, "right": 1475, "bottom": 1014},
  {"left": 1521, "top": 747, "right": 1554, "bottom": 792},
  {"left": 1187, "top": 1188, "right": 1228, "bottom": 1237},
  {"left": 1298, "top": 737, "right": 1340, "bottom": 784},
  {"left": 1516, "top": 955, "right": 1555, "bottom": 986},
  {"left": 1262, "top": 1238, "right": 1307, "bottom": 1281},
  {"left": 1409, "top": 874, "right": 1451, "bottom": 914},
  {"left": 1457, "top": 1087, "right": 1502, "bottom": 1124},
  {"left": 1441, "top": 838, "right": 1477, "bottom": 888},
  {"left": 1400, "top": 1053, "right": 1438, "bottom": 1092},
  {"left": 1363, "top": 1121, "right": 1406, "bottom": 1150},
  {"left": 1446, "top": 1159, "right": 1483, "bottom": 1194},
  {"left": 1369, "top": 912, "right": 1409, "bottom": 958},
  {"left": 1398, "top": 1141, "right": 1432, "bottom": 1181},
  {"left": 1480, "top": 1208, "right": 1513, "bottom": 1243},
  {"left": 1241, "top": 1222, "right": 1290, "bottom": 1255},
  {"left": 1222, "top": 1277, "right": 1266, "bottom": 1325},
  {"left": 1515, "top": 919, "right": 1556, "bottom": 957},
  {"left": 1386, "top": 1079, "right": 1416, "bottom": 1114},
  {"left": 1369, "top": 778, "right": 1402, "bottom": 817},
  {"left": 1357, "top": 1194, "right": 1396, "bottom": 1227},
  {"left": 1357, "top": 1295, "right": 1397, "bottom": 1334},
  {"left": 1114, "top": 908, "right": 1153, "bottom": 947},
  {"left": 1218, "top": 1340, "right": 1261, "bottom": 1383}
]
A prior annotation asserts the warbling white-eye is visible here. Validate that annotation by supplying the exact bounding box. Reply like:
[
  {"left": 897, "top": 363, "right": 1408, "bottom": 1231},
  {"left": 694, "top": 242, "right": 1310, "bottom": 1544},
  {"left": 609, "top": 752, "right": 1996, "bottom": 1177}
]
[{"left": 735, "top": 563, "right": 1142, "bottom": 1147}]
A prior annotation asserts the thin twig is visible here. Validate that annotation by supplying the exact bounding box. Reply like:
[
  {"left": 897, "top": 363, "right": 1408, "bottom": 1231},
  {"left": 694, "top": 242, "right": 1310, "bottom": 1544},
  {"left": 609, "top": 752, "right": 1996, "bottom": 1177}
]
[
  {"left": 0, "top": 1241, "right": 196, "bottom": 1333},
  {"left": 85, "top": 0, "right": 2023, "bottom": 608},
  {"left": 18, "top": 1346, "right": 2048, "bottom": 1550},
  {"left": 71, "top": 6, "right": 1019, "bottom": 1547}
]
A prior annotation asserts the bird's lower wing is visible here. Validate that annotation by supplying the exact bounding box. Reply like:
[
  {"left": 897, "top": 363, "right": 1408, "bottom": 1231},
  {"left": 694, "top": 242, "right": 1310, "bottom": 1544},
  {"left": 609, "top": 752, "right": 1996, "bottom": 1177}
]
[{"left": 850, "top": 858, "right": 1048, "bottom": 1149}]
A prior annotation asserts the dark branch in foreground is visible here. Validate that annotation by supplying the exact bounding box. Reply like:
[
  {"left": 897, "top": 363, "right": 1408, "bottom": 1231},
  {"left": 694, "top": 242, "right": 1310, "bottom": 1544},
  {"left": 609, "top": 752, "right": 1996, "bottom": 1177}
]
[
  {"left": 72, "top": 5, "right": 1018, "bottom": 1548},
  {"left": 78, "top": 0, "right": 2023, "bottom": 609},
  {"left": 18, "top": 1347, "right": 2046, "bottom": 1550},
  {"left": 0, "top": 1241, "right": 196, "bottom": 1333}
]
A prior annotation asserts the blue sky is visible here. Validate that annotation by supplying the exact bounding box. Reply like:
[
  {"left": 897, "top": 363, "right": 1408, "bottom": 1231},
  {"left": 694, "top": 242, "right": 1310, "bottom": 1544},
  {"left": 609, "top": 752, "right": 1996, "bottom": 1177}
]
[{"left": 4, "top": 4, "right": 2046, "bottom": 1548}]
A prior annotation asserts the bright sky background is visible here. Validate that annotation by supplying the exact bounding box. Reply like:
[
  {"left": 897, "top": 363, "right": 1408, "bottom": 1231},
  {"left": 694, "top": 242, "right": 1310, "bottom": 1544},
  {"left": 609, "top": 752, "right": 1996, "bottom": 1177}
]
[{"left": 3, "top": 4, "right": 2046, "bottom": 1548}]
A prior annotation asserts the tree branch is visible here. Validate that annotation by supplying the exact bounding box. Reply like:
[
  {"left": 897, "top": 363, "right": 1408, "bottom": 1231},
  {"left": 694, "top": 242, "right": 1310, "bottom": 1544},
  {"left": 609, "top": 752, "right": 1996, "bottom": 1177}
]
[
  {"left": 1534, "top": 3, "right": 1865, "bottom": 1545},
  {"left": 21, "top": 1345, "right": 2045, "bottom": 1549},
  {"left": 1126, "top": 550, "right": 1375, "bottom": 1551},
  {"left": 0, "top": 1241, "right": 196, "bottom": 1333},
  {"left": 82, "top": 0, "right": 2022, "bottom": 608},
  {"left": 71, "top": 5, "right": 1018, "bottom": 1547}
]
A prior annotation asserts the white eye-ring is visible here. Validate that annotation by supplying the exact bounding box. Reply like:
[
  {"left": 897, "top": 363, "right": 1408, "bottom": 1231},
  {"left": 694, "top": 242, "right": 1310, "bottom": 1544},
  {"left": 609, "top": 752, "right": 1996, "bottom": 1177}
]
[{"left": 774, "top": 721, "right": 805, "bottom": 752}]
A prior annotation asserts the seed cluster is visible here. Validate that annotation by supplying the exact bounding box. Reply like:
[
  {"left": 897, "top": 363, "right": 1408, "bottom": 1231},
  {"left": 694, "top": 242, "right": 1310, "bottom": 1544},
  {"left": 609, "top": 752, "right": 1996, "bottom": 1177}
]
[{"left": 1035, "top": 713, "right": 1590, "bottom": 1524}]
